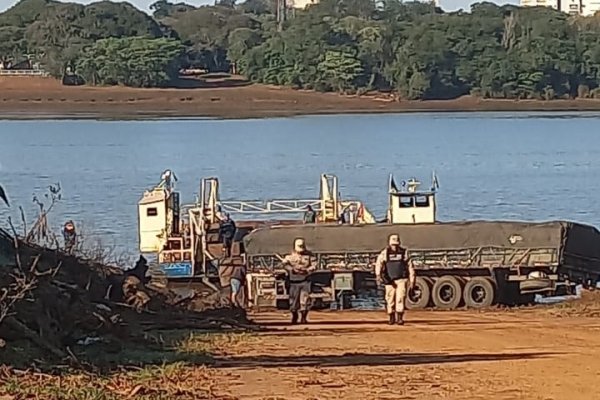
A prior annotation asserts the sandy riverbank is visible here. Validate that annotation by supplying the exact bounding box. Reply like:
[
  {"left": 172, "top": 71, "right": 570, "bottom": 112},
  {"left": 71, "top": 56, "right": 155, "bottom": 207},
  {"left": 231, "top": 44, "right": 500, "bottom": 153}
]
[{"left": 1, "top": 76, "right": 600, "bottom": 120}]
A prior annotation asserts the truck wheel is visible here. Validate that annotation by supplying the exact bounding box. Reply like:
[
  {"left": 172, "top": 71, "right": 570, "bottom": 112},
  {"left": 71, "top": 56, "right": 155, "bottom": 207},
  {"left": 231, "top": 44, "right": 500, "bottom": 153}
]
[
  {"left": 406, "top": 277, "right": 431, "bottom": 309},
  {"left": 463, "top": 277, "right": 495, "bottom": 308},
  {"left": 431, "top": 276, "right": 462, "bottom": 309}
]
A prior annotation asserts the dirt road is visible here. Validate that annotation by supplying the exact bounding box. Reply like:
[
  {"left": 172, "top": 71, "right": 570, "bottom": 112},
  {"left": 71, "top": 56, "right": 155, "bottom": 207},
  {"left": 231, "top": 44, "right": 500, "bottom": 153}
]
[{"left": 212, "top": 310, "right": 600, "bottom": 400}]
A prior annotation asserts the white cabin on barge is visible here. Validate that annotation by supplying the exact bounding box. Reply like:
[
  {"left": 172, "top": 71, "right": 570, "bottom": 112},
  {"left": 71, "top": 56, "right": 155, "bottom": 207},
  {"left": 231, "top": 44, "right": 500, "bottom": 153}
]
[{"left": 387, "top": 173, "right": 438, "bottom": 224}]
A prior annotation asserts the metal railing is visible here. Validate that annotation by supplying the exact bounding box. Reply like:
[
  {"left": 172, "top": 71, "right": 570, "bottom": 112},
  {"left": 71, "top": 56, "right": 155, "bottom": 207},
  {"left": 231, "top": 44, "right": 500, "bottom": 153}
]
[
  {"left": 0, "top": 69, "right": 49, "bottom": 76},
  {"left": 219, "top": 199, "right": 323, "bottom": 214}
]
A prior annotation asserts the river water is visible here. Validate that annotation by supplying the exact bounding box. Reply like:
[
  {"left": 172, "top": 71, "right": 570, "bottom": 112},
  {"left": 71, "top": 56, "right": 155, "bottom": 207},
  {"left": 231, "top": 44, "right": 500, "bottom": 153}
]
[{"left": 1, "top": 111, "right": 600, "bottom": 255}]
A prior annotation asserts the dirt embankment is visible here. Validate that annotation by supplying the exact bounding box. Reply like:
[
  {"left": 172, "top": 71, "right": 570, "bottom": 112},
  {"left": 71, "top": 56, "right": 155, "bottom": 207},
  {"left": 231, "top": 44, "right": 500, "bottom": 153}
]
[{"left": 2, "top": 76, "right": 600, "bottom": 119}]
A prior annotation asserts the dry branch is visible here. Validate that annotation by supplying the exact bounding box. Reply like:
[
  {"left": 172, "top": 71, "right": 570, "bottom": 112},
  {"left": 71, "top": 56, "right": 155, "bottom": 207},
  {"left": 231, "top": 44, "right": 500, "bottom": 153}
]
[
  {"left": 0, "top": 227, "right": 253, "bottom": 368},
  {"left": 0, "top": 184, "right": 253, "bottom": 370}
]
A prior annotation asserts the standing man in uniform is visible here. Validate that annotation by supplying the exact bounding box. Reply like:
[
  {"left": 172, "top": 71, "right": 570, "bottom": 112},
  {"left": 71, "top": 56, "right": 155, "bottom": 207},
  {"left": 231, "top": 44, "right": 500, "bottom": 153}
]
[
  {"left": 375, "top": 234, "right": 415, "bottom": 325},
  {"left": 282, "top": 238, "right": 317, "bottom": 324}
]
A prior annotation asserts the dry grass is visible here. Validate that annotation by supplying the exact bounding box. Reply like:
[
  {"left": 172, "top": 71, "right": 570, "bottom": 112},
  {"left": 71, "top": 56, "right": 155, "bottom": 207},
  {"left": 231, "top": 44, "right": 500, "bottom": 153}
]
[
  {"left": 0, "top": 363, "right": 225, "bottom": 399},
  {"left": 0, "top": 330, "right": 252, "bottom": 399},
  {"left": 177, "top": 332, "right": 256, "bottom": 356}
]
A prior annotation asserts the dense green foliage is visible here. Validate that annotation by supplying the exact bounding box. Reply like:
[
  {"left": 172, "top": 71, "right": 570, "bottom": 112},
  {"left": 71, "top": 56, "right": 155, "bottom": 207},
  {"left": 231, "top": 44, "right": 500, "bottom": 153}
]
[
  {"left": 2, "top": 0, "right": 600, "bottom": 96},
  {"left": 0, "top": 0, "right": 167, "bottom": 82},
  {"left": 76, "top": 37, "right": 184, "bottom": 87},
  {"left": 218, "top": 0, "right": 600, "bottom": 99}
]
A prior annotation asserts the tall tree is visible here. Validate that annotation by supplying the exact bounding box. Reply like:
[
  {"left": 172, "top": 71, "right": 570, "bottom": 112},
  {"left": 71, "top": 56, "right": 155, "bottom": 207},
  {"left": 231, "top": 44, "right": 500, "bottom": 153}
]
[{"left": 76, "top": 37, "right": 184, "bottom": 87}]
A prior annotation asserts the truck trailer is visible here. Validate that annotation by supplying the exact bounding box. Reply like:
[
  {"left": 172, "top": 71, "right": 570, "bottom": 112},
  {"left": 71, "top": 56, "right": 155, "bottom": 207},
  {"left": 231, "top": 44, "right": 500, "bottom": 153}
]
[{"left": 243, "top": 221, "right": 600, "bottom": 310}]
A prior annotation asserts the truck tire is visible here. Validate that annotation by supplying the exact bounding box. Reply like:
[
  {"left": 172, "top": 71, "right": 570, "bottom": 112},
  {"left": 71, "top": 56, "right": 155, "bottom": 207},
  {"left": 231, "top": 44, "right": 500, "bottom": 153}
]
[
  {"left": 406, "top": 277, "right": 431, "bottom": 309},
  {"left": 463, "top": 277, "right": 495, "bottom": 308},
  {"left": 431, "top": 276, "right": 462, "bottom": 309}
]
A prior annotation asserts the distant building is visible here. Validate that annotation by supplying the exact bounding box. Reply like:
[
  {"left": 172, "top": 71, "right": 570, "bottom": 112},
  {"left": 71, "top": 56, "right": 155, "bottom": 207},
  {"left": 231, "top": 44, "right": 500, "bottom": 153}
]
[
  {"left": 289, "top": 0, "right": 438, "bottom": 9},
  {"left": 581, "top": 0, "right": 600, "bottom": 14},
  {"left": 287, "top": 0, "right": 317, "bottom": 8},
  {"left": 520, "top": 0, "right": 600, "bottom": 16},
  {"left": 561, "top": 0, "right": 583, "bottom": 14},
  {"left": 520, "top": 0, "right": 559, "bottom": 9}
]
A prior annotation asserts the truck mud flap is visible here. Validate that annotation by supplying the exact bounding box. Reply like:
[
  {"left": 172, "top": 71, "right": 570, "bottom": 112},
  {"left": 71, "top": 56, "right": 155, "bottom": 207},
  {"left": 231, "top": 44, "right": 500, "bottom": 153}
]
[{"left": 520, "top": 278, "right": 554, "bottom": 294}]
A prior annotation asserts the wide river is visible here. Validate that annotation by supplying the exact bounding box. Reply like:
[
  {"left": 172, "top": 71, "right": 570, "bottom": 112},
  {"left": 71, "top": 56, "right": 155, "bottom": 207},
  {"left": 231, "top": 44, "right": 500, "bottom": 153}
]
[{"left": 1, "top": 112, "right": 600, "bottom": 255}]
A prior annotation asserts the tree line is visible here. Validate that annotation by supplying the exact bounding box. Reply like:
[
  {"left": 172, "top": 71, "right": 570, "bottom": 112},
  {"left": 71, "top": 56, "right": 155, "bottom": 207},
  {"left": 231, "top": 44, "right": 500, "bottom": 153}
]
[{"left": 1, "top": 0, "right": 600, "bottom": 99}]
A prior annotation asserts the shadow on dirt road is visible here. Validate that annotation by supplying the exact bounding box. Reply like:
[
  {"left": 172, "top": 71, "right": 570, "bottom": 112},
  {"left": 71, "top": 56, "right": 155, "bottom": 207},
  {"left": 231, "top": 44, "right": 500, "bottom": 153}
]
[{"left": 215, "top": 351, "right": 558, "bottom": 369}]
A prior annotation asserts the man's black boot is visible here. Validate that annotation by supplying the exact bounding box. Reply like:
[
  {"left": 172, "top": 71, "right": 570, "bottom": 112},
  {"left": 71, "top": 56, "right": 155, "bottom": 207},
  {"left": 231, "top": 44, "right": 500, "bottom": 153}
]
[
  {"left": 396, "top": 312, "right": 404, "bottom": 325},
  {"left": 291, "top": 312, "right": 299, "bottom": 325},
  {"left": 388, "top": 313, "right": 396, "bottom": 325},
  {"left": 300, "top": 311, "right": 308, "bottom": 324}
]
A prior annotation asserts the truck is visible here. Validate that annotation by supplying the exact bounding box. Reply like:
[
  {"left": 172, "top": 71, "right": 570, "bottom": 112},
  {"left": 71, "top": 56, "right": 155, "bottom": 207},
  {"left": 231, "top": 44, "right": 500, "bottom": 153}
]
[
  {"left": 244, "top": 220, "right": 600, "bottom": 310},
  {"left": 137, "top": 170, "right": 600, "bottom": 310}
]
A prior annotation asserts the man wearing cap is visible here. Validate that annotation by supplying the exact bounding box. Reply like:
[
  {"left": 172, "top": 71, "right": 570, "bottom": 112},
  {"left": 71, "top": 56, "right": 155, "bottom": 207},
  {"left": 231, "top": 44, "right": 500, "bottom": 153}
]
[
  {"left": 375, "top": 234, "right": 415, "bottom": 325},
  {"left": 281, "top": 238, "right": 317, "bottom": 324}
]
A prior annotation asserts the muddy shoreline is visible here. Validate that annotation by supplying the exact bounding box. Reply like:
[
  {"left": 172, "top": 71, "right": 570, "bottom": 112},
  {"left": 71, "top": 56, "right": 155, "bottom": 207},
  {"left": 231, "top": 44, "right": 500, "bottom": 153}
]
[{"left": 2, "top": 77, "right": 600, "bottom": 120}]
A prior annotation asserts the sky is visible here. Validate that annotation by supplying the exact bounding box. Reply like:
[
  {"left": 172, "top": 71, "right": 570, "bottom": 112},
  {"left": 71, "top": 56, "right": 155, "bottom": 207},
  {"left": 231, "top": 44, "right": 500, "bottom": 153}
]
[{"left": 0, "top": 0, "right": 519, "bottom": 14}]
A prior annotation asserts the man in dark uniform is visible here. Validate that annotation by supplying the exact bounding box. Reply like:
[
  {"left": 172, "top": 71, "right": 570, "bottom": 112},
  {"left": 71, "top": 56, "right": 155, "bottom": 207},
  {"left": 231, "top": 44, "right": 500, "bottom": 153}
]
[
  {"left": 303, "top": 205, "right": 316, "bottom": 224},
  {"left": 375, "top": 234, "right": 415, "bottom": 325},
  {"left": 218, "top": 212, "right": 236, "bottom": 258},
  {"left": 282, "top": 238, "right": 317, "bottom": 324}
]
